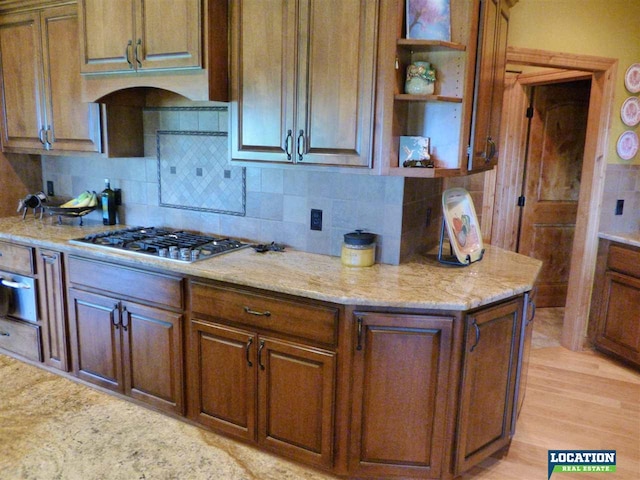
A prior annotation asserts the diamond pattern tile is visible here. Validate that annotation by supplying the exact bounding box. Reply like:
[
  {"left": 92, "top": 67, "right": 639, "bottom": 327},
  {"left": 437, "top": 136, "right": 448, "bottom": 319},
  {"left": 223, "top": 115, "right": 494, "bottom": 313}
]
[{"left": 157, "top": 131, "right": 245, "bottom": 215}]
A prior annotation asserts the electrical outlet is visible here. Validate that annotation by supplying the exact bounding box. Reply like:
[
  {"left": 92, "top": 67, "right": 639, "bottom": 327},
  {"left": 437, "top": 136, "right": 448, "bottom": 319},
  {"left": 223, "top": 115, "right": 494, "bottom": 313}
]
[
  {"left": 310, "top": 209, "right": 323, "bottom": 231},
  {"left": 615, "top": 199, "right": 624, "bottom": 215},
  {"left": 46, "top": 181, "right": 54, "bottom": 196}
]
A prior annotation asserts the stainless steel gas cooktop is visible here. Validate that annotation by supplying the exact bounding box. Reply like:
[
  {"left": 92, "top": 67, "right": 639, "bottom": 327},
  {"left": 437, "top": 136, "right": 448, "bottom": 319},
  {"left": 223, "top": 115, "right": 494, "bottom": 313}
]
[{"left": 70, "top": 227, "right": 250, "bottom": 263}]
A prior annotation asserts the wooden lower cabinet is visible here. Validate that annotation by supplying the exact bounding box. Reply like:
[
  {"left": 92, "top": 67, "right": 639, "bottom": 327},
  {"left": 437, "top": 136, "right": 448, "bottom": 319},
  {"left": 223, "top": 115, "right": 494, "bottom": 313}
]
[
  {"left": 454, "top": 298, "right": 523, "bottom": 474},
  {"left": 590, "top": 240, "right": 640, "bottom": 368},
  {"left": 189, "top": 318, "right": 336, "bottom": 469},
  {"left": 68, "top": 288, "right": 184, "bottom": 414},
  {"left": 349, "top": 312, "right": 454, "bottom": 479},
  {"left": 37, "top": 249, "right": 69, "bottom": 371}
]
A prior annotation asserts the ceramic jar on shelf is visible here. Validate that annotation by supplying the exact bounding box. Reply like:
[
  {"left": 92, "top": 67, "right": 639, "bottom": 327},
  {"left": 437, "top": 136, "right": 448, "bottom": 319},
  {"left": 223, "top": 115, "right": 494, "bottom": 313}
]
[{"left": 404, "top": 61, "right": 436, "bottom": 95}]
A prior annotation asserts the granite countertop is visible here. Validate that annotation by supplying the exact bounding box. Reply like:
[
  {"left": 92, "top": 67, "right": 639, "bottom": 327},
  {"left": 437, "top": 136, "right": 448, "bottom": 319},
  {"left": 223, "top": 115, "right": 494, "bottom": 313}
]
[
  {"left": 0, "top": 216, "right": 542, "bottom": 311},
  {"left": 598, "top": 231, "right": 640, "bottom": 249}
]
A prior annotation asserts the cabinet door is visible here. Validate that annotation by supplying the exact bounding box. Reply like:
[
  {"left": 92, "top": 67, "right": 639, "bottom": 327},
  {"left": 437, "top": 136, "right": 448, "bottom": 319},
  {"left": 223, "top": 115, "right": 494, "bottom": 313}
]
[
  {"left": 295, "top": 0, "right": 377, "bottom": 167},
  {"left": 78, "top": 0, "right": 136, "bottom": 73},
  {"left": 38, "top": 250, "right": 69, "bottom": 371},
  {"left": 594, "top": 271, "right": 640, "bottom": 367},
  {"left": 468, "top": 0, "right": 509, "bottom": 172},
  {"left": 68, "top": 288, "right": 123, "bottom": 392},
  {"left": 121, "top": 301, "right": 184, "bottom": 415},
  {"left": 258, "top": 337, "right": 336, "bottom": 469},
  {"left": 230, "top": 0, "right": 296, "bottom": 163},
  {"left": 188, "top": 320, "right": 257, "bottom": 441},
  {"left": 135, "top": 0, "right": 201, "bottom": 71},
  {"left": 455, "top": 298, "right": 522, "bottom": 474},
  {"left": 349, "top": 313, "right": 453, "bottom": 479},
  {"left": 41, "top": 5, "right": 101, "bottom": 153},
  {"left": 516, "top": 290, "right": 536, "bottom": 419},
  {"left": 0, "top": 11, "right": 46, "bottom": 151}
]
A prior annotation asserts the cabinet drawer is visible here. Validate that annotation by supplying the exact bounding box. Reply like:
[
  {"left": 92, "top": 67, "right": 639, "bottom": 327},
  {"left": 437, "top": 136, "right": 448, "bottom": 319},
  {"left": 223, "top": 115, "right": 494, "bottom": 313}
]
[
  {"left": 0, "top": 241, "right": 34, "bottom": 275},
  {"left": 191, "top": 282, "right": 338, "bottom": 346},
  {"left": 0, "top": 317, "right": 41, "bottom": 362},
  {"left": 67, "top": 256, "right": 183, "bottom": 309},
  {"left": 607, "top": 245, "right": 640, "bottom": 278}
]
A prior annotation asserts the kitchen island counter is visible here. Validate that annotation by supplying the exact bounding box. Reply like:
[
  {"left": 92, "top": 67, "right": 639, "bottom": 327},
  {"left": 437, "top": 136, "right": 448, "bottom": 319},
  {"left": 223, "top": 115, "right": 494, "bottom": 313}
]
[{"left": 0, "top": 216, "right": 541, "bottom": 310}]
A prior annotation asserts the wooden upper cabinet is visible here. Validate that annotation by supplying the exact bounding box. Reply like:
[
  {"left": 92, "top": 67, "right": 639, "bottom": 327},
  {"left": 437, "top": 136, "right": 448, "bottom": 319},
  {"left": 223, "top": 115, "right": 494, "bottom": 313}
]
[
  {"left": 78, "top": 0, "right": 201, "bottom": 74},
  {"left": 230, "top": 0, "right": 377, "bottom": 167},
  {"left": 0, "top": 4, "right": 101, "bottom": 154},
  {"left": 467, "top": 0, "right": 509, "bottom": 172}
]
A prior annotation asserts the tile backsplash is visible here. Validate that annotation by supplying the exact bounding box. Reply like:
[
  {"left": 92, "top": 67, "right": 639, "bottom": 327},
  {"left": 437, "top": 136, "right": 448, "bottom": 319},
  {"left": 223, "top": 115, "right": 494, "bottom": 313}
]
[
  {"left": 599, "top": 163, "right": 640, "bottom": 232},
  {"left": 42, "top": 103, "right": 444, "bottom": 265}
]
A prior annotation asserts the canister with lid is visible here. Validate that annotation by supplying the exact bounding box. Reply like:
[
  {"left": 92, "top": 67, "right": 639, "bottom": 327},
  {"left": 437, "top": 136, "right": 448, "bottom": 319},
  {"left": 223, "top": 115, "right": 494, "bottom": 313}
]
[{"left": 341, "top": 230, "right": 377, "bottom": 267}]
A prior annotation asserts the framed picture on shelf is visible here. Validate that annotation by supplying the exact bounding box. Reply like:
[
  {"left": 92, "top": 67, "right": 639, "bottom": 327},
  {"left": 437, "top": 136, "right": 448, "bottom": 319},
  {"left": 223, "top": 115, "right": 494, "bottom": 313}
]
[
  {"left": 400, "top": 136, "right": 433, "bottom": 167},
  {"left": 406, "top": 0, "right": 451, "bottom": 41}
]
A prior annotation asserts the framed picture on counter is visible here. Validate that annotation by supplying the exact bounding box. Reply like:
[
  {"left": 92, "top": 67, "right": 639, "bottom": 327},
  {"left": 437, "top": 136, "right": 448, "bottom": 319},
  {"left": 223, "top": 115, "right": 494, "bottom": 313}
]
[{"left": 406, "top": 0, "right": 451, "bottom": 41}]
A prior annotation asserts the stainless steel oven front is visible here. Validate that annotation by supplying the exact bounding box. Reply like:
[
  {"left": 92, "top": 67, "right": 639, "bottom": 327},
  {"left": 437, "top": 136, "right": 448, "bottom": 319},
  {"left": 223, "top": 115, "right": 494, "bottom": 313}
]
[{"left": 0, "top": 270, "right": 37, "bottom": 323}]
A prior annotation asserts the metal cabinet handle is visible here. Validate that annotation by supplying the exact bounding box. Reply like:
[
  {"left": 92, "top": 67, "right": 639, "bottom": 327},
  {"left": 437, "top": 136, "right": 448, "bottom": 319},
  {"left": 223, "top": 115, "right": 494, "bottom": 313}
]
[
  {"left": 243, "top": 306, "right": 271, "bottom": 317},
  {"left": 527, "top": 300, "right": 536, "bottom": 326},
  {"left": 135, "top": 39, "right": 142, "bottom": 68},
  {"left": 356, "top": 316, "right": 363, "bottom": 351},
  {"left": 112, "top": 303, "right": 120, "bottom": 329},
  {"left": 1, "top": 279, "right": 30, "bottom": 289},
  {"left": 470, "top": 320, "right": 481, "bottom": 352},
  {"left": 40, "top": 252, "right": 58, "bottom": 263},
  {"left": 44, "top": 126, "right": 52, "bottom": 150},
  {"left": 297, "top": 129, "right": 305, "bottom": 162},
  {"left": 0, "top": 331, "right": 9, "bottom": 336},
  {"left": 39, "top": 128, "right": 47, "bottom": 146},
  {"left": 121, "top": 306, "right": 129, "bottom": 331},
  {"left": 257, "top": 340, "right": 266, "bottom": 370},
  {"left": 486, "top": 137, "right": 496, "bottom": 162},
  {"left": 284, "top": 129, "right": 293, "bottom": 161},
  {"left": 125, "top": 40, "right": 133, "bottom": 68},
  {"left": 246, "top": 338, "right": 253, "bottom": 367}
]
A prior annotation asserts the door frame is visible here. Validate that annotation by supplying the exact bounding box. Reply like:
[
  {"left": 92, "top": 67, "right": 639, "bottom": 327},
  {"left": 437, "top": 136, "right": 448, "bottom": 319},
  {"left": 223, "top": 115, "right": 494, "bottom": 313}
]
[{"left": 487, "top": 47, "right": 617, "bottom": 351}]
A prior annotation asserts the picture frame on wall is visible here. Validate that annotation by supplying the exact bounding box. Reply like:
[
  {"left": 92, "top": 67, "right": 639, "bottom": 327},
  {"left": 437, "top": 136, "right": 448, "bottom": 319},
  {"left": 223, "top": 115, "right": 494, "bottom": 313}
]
[{"left": 406, "top": 0, "right": 451, "bottom": 41}]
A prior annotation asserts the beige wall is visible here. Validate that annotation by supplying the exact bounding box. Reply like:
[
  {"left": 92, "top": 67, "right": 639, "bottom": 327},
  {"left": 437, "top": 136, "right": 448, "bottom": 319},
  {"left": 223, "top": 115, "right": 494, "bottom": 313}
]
[{"left": 509, "top": 0, "right": 640, "bottom": 165}]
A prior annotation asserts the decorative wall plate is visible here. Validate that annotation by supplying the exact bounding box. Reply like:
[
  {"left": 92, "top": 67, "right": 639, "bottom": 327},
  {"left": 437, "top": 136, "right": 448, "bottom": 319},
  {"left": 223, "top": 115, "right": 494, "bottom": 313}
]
[
  {"left": 616, "top": 131, "right": 639, "bottom": 161},
  {"left": 621, "top": 96, "right": 640, "bottom": 127},
  {"left": 624, "top": 63, "right": 640, "bottom": 93}
]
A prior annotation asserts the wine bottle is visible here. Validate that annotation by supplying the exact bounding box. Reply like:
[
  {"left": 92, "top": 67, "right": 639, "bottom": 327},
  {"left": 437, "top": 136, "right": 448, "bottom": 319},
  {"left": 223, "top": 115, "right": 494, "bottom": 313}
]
[{"left": 101, "top": 179, "right": 116, "bottom": 225}]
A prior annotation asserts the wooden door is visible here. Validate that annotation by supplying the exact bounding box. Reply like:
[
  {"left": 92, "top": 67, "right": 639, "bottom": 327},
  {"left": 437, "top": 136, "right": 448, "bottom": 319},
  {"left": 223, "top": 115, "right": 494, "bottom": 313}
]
[
  {"left": 257, "top": 336, "right": 336, "bottom": 469},
  {"left": 295, "top": 0, "right": 377, "bottom": 167},
  {"left": 136, "top": 0, "right": 201, "bottom": 70},
  {"left": 68, "top": 288, "right": 123, "bottom": 392},
  {"left": 455, "top": 298, "right": 522, "bottom": 474},
  {"left": 38, "top": 250, "right": 69, "bottom": 371},
  {"left": 121, "top": 301, "right": 184, "bottom": 415},
  {"left": 349, "top": 313, "right": 453, "bottom": 479},
  {"left": 188, "top": 320, "right": 257, "bottom": 441},
  {"left": 0, "top": 11, "right": 46, "bottom": 151},
  {"left": 230, "top": 0, "right": 296, "bottom": 163},
  {"left": 518, "top": 80, "right": 590, "bottom": 307},
  {"left": 41, "top": 5, "right": 101, "bottom": 153},
  {"left": 468, "top": 0, "right": 509, "bottom": 172}
]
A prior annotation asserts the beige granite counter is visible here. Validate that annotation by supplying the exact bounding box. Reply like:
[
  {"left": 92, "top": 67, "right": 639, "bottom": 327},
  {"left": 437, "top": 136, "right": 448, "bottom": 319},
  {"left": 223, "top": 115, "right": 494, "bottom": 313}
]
[
  {"left": 599, "top": 231, "right": 640, "bottom": 249},
  {"left": 0, "top": 216, "right": 541, "bottom": 311}
]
